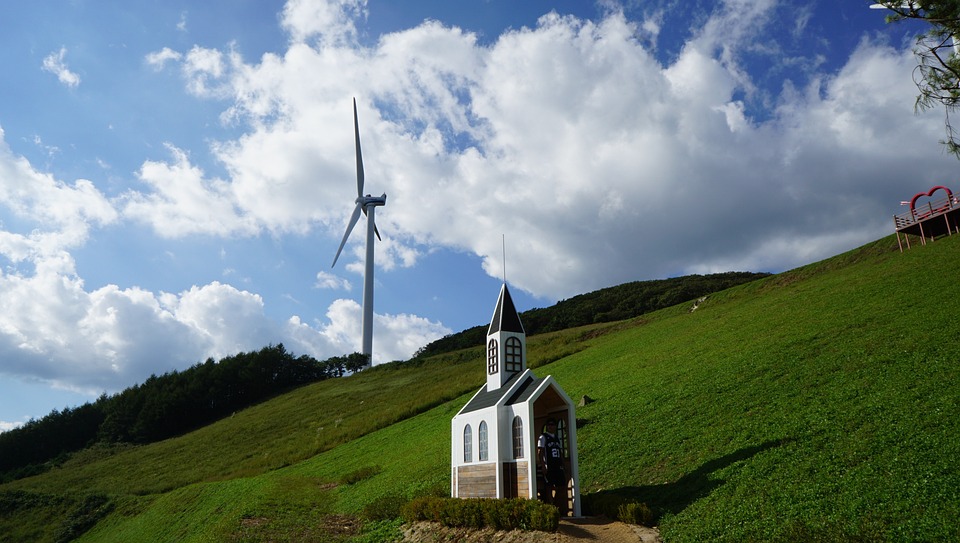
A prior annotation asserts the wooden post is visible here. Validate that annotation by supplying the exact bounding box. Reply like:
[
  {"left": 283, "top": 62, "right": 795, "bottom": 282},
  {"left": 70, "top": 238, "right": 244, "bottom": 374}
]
[{"left": 894, "top": 217, "right": 900, "bottom": 250}]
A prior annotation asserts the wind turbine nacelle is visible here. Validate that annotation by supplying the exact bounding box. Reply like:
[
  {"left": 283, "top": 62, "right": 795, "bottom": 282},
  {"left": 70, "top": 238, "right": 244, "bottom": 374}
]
[{"left": 361, "top": 194, "right": 387, "bottom": 206}]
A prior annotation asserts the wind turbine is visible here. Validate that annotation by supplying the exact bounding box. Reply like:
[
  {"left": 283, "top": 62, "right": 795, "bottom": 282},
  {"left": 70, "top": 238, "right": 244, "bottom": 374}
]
[{"left": 331, "top": 98, "right": 386, "bottom": 366}]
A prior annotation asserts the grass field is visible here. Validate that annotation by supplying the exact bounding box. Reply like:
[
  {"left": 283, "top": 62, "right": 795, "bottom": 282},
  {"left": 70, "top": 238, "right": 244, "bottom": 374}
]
[{"left": 2, "top": 234, "right": 959, "bottom": 542}]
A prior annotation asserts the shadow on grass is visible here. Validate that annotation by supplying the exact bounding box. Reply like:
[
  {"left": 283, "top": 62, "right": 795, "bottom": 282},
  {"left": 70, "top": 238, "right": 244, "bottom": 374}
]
[{"left": 585, "top": 438, "right": 789, "bottom": 521}]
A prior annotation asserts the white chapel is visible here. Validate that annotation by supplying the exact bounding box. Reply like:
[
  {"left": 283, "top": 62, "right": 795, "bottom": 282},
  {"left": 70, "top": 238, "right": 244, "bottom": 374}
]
[{"left": 450, "top": 283, "right": 581, "bottom": 516}]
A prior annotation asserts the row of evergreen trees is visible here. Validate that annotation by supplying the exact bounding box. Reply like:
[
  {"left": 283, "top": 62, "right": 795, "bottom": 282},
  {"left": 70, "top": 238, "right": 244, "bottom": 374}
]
[
  {"left": 414, "top": 272, "right": 769, "bottom": 357},
  {"left": 0, "top": 345, "right": 366, "bottom": 481}
]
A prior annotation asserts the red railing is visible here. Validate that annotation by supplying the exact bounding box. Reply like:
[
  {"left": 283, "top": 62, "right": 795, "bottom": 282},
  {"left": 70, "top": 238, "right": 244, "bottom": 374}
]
[{"left": 894, "top": 192, "right": 958, "bottom": 230}]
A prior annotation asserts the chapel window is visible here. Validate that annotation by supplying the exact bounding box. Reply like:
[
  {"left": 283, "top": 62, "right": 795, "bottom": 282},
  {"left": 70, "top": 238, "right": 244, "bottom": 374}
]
[
  {"left": 463, "top": 425, "right": 472, "bottom": 463},
  {"left": 487, "top": 339, "right": 498, "bottom": 374},
  {"left": 512, "top": 416, "right": 524, "bottom": 459},
  {"left": 479, "top": 421, "right": 489, "bottom": 461},
  {"left": 505, "top": 336, "right": 522, "bottom": 373}
]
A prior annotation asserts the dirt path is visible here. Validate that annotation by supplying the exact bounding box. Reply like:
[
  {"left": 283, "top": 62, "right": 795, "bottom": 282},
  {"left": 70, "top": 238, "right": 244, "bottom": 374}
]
[
  {"left": 402, "top": 518, "right": 662, "bottom": 543},
  {"left": 559, "top": 517, "right": 662, "bottom": 543}
]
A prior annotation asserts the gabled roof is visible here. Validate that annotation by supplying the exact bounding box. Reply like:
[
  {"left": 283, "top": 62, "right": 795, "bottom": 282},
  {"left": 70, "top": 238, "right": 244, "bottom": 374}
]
[
  {"left": 487, "top": 283, "right": 525, "bottom": 335},
  {"left": 457, "top": 370, "right": 544, "bottom": 415}
]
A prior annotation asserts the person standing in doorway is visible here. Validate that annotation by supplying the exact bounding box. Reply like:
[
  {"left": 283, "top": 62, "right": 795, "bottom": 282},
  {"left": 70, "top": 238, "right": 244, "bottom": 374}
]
[{"left": 537, "top": 417, "right": 567, "bottom": 513}]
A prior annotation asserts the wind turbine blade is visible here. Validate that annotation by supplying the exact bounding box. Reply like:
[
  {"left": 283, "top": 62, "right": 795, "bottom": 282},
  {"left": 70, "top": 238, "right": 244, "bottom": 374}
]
[
  {"left": 332, "top": 202, "right": 363, "bottom": 267},
  {"left": 354, "top": 98, "right": 364, "bottom": 199}
]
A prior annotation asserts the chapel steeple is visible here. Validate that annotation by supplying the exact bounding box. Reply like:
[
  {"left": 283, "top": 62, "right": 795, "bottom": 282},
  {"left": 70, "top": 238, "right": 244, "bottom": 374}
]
[{"left": 485, "top": 283, "right": 526, "bottom": 391}]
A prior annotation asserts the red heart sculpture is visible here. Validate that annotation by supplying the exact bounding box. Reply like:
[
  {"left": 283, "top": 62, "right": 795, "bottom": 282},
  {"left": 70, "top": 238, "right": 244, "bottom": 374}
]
[{"left": 909, "top": 185, "right": 954, "bottom": 213}]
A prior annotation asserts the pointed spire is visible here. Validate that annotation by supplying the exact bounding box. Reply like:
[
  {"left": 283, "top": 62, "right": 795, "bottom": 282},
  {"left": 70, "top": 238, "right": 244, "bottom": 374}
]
[{"left": 488, "top": 283, "right": 524, "bottom": 335}]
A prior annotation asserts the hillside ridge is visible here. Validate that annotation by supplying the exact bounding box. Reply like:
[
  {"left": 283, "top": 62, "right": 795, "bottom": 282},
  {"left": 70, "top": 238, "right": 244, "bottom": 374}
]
[
  {"left": 3, "top": 234, "right": 960, "bottom": 543},
  {"left": 0, "top": 271, "right": 766, "bottom": 486}
]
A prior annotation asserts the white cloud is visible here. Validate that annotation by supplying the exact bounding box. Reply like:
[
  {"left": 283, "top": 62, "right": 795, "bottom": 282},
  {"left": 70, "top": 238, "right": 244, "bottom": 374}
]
[
  {"left": 4, "top": 0, "right": 958, "bottom": 399},
  {"left": 281, "top": 0, "right": 367, "bottom": 45},
  {"left": 0, "top": 128, "right": 117, "bottom": 256},
  {"left": 0, "top": 420, "right": 24, "bottom": 433},
  {"left": 106, "top": 3, "right": 957, "bottom": 307},
  {"left": 311, "top": 298, "right": 449, "bottom": 362},
  {"left": 0, "top": 260, "right": 445, "bottom": 392},
  {"left": 163, "top": 282, "right": 277, "bottom": 360},
  {"left": 0, "top": 125, "right": 446, "bottom": 395},
  {"left": 145, "top": 47, "right": 183, "bottom": 70},
  {"left": 182, "top": 45, "right": 230, "bottom": 97},
  {"left": 119, "top": 2, "right": 960, "bottom": 303},
  {"left": 315, "top": 270, "right": 351, "bottom": 290},
  {"left": 375, "top": 309, "right": 452, "bottom": 363},
  {"left": 41, "top": 47, "right": 81, "bottom": 88},
  {"left": 120, "top": 143, "right": 258, "bottom": 237}
]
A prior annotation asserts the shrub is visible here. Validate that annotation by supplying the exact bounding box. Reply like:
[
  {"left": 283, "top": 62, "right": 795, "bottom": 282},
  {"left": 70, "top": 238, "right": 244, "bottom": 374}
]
[
  {"left": 401, "top": 496, "right": 445, "bottom": 522},
  {"left": 522, "top": 499, "right": 560, "bottom": 531},
  {"left": 443, "top": 498, "right": 485, "bottom": 529},
  {"left": 401, "top": 497, "right": 558, "bottom": 532},
  {"left": 362, "top": 494, "right": 407, "bottom": 521},
  {"left": 482, "top": 499, "right": 522, "bottom": 531},
  {"left": 617, "top": 501, "right": 653, "bottom": 526},
  {"left": 0, "top": 490, "right": 61, "bottom": 514},
  {"left": 583, "top": 492, "right": 654, "bottom": 526},
  {"left": 582, "top": 492, "right": 620, "bottom": 518},
  {"left": 53, "top": 493, "right": 114, "bottom": 543}
]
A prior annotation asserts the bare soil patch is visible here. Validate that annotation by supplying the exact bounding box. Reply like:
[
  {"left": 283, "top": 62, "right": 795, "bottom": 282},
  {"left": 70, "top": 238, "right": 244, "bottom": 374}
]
[
  {"left": 401, "top": 517, "right": 661, "bottom": 543},
  {"left": 319, "top": 514, "right": 363, "bottom": 538}
]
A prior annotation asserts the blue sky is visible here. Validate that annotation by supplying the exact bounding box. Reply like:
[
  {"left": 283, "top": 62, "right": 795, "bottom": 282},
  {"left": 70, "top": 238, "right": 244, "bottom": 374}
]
[{"left": 0, "top": 0, "right": 951, "bottom": 430}]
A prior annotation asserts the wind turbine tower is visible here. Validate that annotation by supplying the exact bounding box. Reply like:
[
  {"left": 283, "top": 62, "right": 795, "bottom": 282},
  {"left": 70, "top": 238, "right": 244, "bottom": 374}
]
[{"left": 331, "top": 98, "right": 386, "bottom": 366}]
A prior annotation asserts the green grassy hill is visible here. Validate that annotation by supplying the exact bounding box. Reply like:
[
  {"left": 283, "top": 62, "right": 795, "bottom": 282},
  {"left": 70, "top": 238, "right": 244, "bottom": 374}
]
[{"left": 3, "top": 234, "right": 960, "bottom": 542}]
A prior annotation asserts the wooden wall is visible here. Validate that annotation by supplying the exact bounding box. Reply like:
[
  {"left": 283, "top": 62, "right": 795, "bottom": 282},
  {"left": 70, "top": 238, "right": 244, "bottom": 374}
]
[
  {"left": 502, "top": 461, "right": 529, "bottom": 498},
  {"left": 456, "top": 463, "right": 497, "bottom": 498}
]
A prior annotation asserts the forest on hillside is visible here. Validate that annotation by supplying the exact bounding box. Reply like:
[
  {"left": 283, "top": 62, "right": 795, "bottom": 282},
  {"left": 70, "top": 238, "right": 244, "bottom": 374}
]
[
  {"left": 0, "top": 345, "right": 367, "bottom": 482},
  {"left": 414, "top": 271, "right": 769, "bottom": 357}
]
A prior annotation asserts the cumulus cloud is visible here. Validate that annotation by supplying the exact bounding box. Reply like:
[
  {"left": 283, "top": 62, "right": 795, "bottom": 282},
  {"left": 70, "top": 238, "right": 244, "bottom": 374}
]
[
  {"left": 156, "top": 0, "right": 944, "bottom": 301},
  {"left": 313, "top": 298, "right": 450, "bottom": 362},
  {"left": 315, "top": 270, "right": 351, "bottom": 290},
  {"left": 3, "top": 0, "right": 958, "bottom": 398},
  {"left": 41, "top": 47, "right": 81, "bottom": 88},
  {"left": 120, "top": 143, "right": 258, "bottom": 237},
  {"left": 182, "top": 45, "right": 230, "bottom": 96},
  {"left": 145, "top": 47, "right": 183, "bottom": 69},
  {"left": 0, "top": 125, "right": 447, "bottom": 395},
  {"left": 281, "top": 0, "right": 367, "bottom": 44},
  {"left": 0, "top": 127, "right": 117, "bottom": 256},
  {"left": 94, "top": 2, "right": 957, "bottom": 304},
  {"left": 0, "top": 245, "right": 444, "bottom": 393},
  {"left": 0, "top": 420, "right": 24, "bottom": 433}
]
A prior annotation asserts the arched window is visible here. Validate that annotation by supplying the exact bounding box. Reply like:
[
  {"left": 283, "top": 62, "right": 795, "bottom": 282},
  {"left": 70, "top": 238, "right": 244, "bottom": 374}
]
[
  {"left": 505, "top": 337, "right": 522, "bottom": 373},
  {"left": 556, "top": 417, "right": 568, "bottom": 459},
  {"left": 479, "top": 421, "right": 489, "bottom": 461},
  {"left": 463, "top": 425, "right": 472, "bottom": 463},
  {"left": 487, "top": 339, "right": 499, "bottom": 374},
  {"left": 512, "top": 416, "right": 524, "bottom": 459}
]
